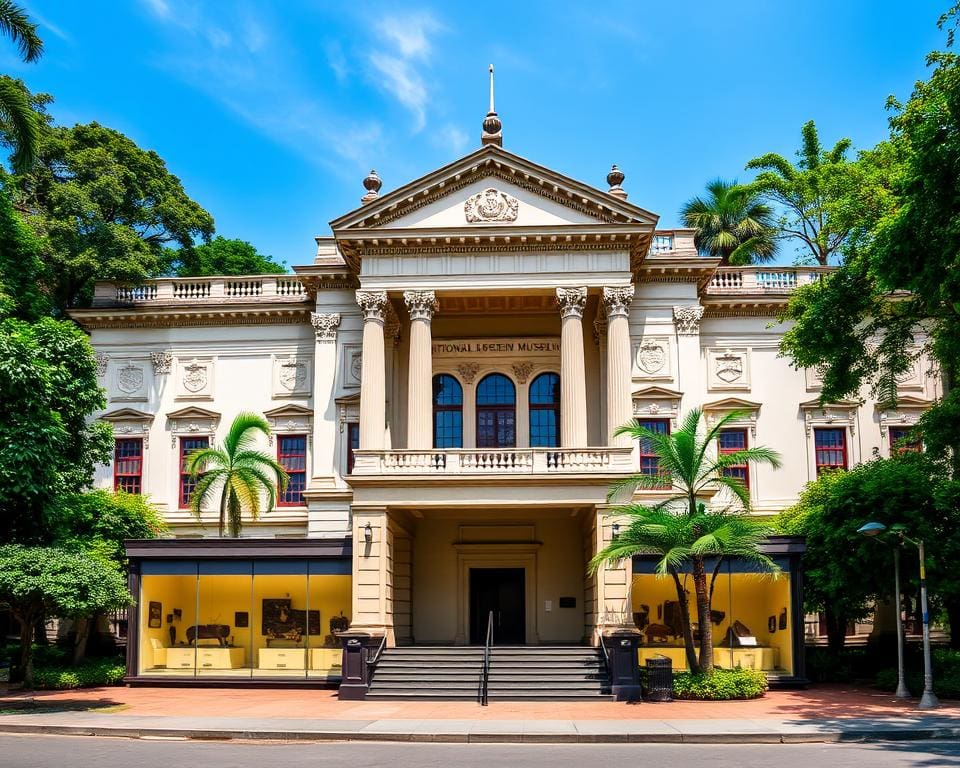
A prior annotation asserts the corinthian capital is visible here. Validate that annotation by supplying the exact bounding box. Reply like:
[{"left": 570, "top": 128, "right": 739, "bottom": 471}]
[
  {"left": 311, "top": 312, "right": 341, "bottom": 343},
  {"left": 673, "top": 304, "right": 705, "bottom": 336},
  {"left": 403, "top": 290, "right": 438, "bottom": 322},
  {"left": 556, "top": 287, "right": 587, "bottom": 319},
  {"left": 603, "top": 285, "right": 634, "bottom": 319},
  {"left": 355, "top": 290, "right": 388, "bottom": 322}
]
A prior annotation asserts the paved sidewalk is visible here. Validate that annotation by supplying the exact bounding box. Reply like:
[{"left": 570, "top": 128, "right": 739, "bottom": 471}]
[{"left": 0, "top": 685, "right": 957, "bottom": 744}]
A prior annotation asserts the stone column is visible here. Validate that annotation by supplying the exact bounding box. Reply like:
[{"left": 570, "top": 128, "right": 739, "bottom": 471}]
[
  {"left": 673, "top": 304, "right": 705, "bottom": 401},
  {"left": 356, "top": 290, "right": 388, "bottom": 450},
  {"left": 403, "top": 290, "right": 437, "bottom": 450},
  {"left": 556, "top": 287, "right": 588, "bottom": 448},
  {"left": 603, "top": 286, "right": 635, "bottom": 446},
  {"left": 309, "top": 311, "right": 340, "bottom": 487}
]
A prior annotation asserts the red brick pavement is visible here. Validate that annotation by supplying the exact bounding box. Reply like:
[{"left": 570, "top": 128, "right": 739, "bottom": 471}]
[{"left": 2, "top": 684, "right": 958, "bottom": 721}]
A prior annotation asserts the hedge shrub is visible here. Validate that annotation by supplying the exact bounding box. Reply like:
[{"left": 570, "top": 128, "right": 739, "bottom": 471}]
[
  {"left": 672, "top": 668, "right": 769, "bottom": 700},
  {"left": 31, "top": 657, "right": 125, "bottom": 690},
  {"left": 875, "top": 648, "right": 960, "bottom": 699}
]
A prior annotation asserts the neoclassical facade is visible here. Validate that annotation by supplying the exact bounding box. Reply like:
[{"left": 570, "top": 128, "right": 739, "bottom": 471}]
[{"left": 72, "top": 119, "right": 938, "bottom": 686}]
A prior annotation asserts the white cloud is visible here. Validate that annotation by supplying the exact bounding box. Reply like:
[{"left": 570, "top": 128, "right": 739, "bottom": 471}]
[
  {"left": 26, "top": 6, "right": 71, "bottom": 42},
  {"left": 367, "top": 10, "right": 444, "bottom": 131},
  {"left": 433, "top": 123, "right": 468, "bottom": 155},
  {"left": 324, "top": 39, "right": 348, "bottom": 82},
  {"left": 369, "top": 53, "right": 427, "bottom": 130},
  {"left": 141, "top": 1, "right": 384, "bottom": 173},
  {"left": 375, "top": 12, "right": 442, "bottom": 60},
  {"left": 141, "top": 0, "right": 170, "bottom": 19}
]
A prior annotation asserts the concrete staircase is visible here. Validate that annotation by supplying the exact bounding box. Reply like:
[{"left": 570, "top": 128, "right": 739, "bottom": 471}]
[{"left": 366, "top": 646, "right": 612, "bottom": 701}]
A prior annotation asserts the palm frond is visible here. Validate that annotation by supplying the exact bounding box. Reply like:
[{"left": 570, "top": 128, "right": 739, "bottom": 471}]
[
  {"left": 223, "top": 412, "right": 271, "bottom": 457},
  {"left": 188, "top": 469, "right": 226, "bottom": 519},
  {"left": 186, "top": 447, "right": 229, "bottom": 476},
  {"left": 0, "top": 1, "right": 42, "bottom": 62},
  {"left": 0, "top": 76, "right": 38, "bottom": 172}
]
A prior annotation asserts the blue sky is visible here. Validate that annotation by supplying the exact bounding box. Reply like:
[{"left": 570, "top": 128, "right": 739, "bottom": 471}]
[{"left": 7, "top": 1, "right": 949, "bottom": 266}]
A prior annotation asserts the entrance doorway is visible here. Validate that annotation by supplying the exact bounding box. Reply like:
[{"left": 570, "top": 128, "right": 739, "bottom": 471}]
[{"left": 469, "top": 567, "right": 526, "bottom": 644}]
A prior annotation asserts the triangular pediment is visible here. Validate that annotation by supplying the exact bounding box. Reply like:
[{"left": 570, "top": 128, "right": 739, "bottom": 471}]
[
  {"left": 331, "top": 145, "right": 659, "bottom": 233},
  {"left": 875, "top": 395, "right": 933, "bottom": 410},
  {"left": 166, "top": 406, "right": 221, "bottom": 420},
  {"left": 632, "top": 386, "right": 683, "bottom": 400},
  {"left": 702, "top": 397, "right": 762, "bottom": 411},
  {"left": 334, "top": 392, "right": 362, "bottom": 406},
  {"left": 263, "top": 403, "right": 314, "bottom": 419},
  {"left": 99, "top": 407, "right": 155, "bottom": 422},
  {"left": 799, "top": 398, "right": 861, "bottom": 410}
]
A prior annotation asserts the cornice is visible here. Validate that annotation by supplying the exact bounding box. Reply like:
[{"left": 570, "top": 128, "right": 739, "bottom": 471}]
[{"left": 69, "top": 305, "right": 312, "bottom": 330}]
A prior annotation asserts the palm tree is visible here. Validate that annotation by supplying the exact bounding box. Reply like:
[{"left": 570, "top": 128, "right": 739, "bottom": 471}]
[
  {"left": 680, "top": 179, "right": 777, "bottom": 265},
  {"left": 590, "top": 409, "right": 783, "bottom": 674},
  {"left": 186, "top": 412, "right": 288, "bottom": 538},
  {"left": 0, "top": 1, "right": 43, "bottom": 173}
]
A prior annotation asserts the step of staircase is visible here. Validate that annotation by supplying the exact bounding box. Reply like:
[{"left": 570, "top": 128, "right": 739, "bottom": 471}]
[{"left": 365, "top": 645, "right": 613, "bottom": 701}]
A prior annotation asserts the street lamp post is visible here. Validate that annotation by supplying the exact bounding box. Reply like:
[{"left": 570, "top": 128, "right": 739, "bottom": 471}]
[{"left": 858, "top": 521, "right": 939, "bottom": 710}]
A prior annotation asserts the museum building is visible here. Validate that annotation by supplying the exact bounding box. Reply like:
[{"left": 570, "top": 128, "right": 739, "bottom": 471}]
[{"left": 70, "top": 105, "right": 938, "bottom": 694}]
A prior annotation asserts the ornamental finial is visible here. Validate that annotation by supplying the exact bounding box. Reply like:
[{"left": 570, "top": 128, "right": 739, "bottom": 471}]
[
  {"left": 481, "top": 64, "right": 502, "bottom": 147},
  {"left": 607, "top": 165, "right": 627, "bottom": 200}
]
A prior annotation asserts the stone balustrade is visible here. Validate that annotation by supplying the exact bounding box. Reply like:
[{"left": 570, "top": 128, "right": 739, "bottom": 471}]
[
  {"left": 705, "top": 267, "right": 828, "bottom": 294},
  {"left": 94, "top": 275, "right": 308, "bottom": 306},
  {"left": 350, "top": 447, "right": 635, "bottom": 476}
]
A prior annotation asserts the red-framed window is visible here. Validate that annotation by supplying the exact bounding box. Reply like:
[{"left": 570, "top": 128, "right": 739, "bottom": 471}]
[
  {"left": 718, "top": 428, "right": 749, "bottom": 488},
  {"left": 277, "top": 434, "right": 307, "bottom": 506},
  {"left": 814, "top": 428, "right": 847, "bottom": 476},
  {"left": 179, "top": 436, "right": 209, "bottom": 509},
  {"left": 889, "top": 426, "right": 922, "bottom": 454},
  {"left": 114, "top": 438, "right": 143, "bottom": 494},
  {"left": 637, "top": 418, "right": 670, "bottom": 487},
  {"left": 346, "top": 422, "right": 360, "bottom": 474}
]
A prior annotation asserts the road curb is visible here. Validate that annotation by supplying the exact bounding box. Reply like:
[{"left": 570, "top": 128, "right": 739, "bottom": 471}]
[{"left": 1, "top": 722, "right": 959, "bottom": 744}]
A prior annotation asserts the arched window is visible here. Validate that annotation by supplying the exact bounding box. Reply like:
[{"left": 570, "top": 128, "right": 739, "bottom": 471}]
[
  {"left": 432, "top": 374, "right": 463, "bottom": 448},
  {"left": 476, "top": 373, "right": 516, "bottom": 448},
  {"left": 529, "top": 372, "right": 560, "bottom": 447}
]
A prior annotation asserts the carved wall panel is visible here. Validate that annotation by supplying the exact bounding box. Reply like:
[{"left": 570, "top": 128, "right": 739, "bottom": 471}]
[
  {"left": 110, "top": 359, "right": 151, "bottom": 403},
  {"left": 632, "top": 337, "right": 671, "bottom": 380},
  {"left": 175, "top": 357, "right": 215, "bottom": 401},
  {"left": 707, "top": 348, "right": 751, "bottom": 391},
  {"left": 272, "top": 354, "right": 312, "bottom": 398}
]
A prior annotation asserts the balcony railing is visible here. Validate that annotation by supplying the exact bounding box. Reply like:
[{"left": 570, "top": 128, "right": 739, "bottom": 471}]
[
  {"left": 350, "top": 447, "right": 635, "bottom": 476},
  {"left": 94, "top": 275, "right": 308, "bottom": 306},
  {"left": 705, "top": 267, "right": 827, "bottom": 294}
]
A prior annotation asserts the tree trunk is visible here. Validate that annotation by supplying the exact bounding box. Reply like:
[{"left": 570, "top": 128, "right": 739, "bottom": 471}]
[
  {"left": 218, "top": 489, "right": 227, "bottom": 537},
  {"left": 14, "top": 610, "right": 34, "bottom": 689},
  {"left": 824, "top": 604, "right": 847, "bottom": 653},
  {"left": 71, "top": 615, "right": 91, "bottom": 665},
  {"left": 692, "top": 556, "right": 714, "bottom": 673},
  {"left": 669, "top": 568, "right": 700, "bottom": 674}
]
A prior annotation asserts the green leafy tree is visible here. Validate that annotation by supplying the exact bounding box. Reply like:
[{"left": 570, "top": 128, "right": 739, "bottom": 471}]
[
  {"left": 0, "top": 545, "right": 130, "bottom": 687},
  {"left": 175, "top": 236, "right": 286, "bottom": 276},
  {"left": 778, "top": 454, "right": 952, "bottom": 651},
  {"left": 746, "top": 120, "right": 856, "bottom": 265},
  {"left": 2, "top": 92, "right": 214, "bottom": 311},
  {"left": 680, "top": 179, "right": 777, "bottom": 265},
  {"left": 0, "top": 1, "right": 42, "bottom": 173},
  {"left": 0, "top": 182, "right": 47, "bottom": 320},
  {"left": 187, "top": 412, "right": 288, "bottom": 537},
  {"left": 590, "top": 409, "right": 782, "bottom": 673},
  {"left": 0, "top": 317, "right": 112, "bottom": 542},
  {"left": 49, "top": 490, "right": 167, "bottom": 662}
]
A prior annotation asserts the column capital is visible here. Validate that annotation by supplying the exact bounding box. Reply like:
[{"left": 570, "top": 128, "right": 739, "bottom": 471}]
[
  {"left": 603, "top": 285, "right": 634, "bottom": 319},
  {"left": 556, "top": 287, "right": 587, "bottom": 319},
  {"left": 403, "top": 289, "right": 438, "bottom": 322},
  {"left": 356, "top": 290, "right": 388, "bottom": 322},
  {"left": 310, "top": 312, "right": 341, "bottom": 343},
  {"left": 673, "top": 304, "right": 705, "bottom": 336}
]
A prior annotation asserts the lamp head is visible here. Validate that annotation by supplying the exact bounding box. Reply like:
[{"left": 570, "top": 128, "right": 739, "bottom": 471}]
[{"left": 857, "top": 521, "right": 888, "bottom": 538}]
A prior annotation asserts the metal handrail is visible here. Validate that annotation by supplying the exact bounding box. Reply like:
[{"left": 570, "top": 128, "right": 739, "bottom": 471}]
[
  {"left": 478, "top": 610, "right": 493, "bottom": 706},
  {"left": 367, "top": 635, "right": 387, "bottom": 668},
  {"left": 598, "top": 633, "right": 613, "bottom": 677}
]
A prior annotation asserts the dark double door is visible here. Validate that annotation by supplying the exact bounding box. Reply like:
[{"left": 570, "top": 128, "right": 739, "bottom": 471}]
[{"left": 469, "top": 568, "right": 525, "bottom": 644}]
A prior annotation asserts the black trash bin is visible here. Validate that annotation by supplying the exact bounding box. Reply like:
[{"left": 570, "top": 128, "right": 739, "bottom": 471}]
[{"left": 645, "top": 655, "right": 673, "bottom": 702}]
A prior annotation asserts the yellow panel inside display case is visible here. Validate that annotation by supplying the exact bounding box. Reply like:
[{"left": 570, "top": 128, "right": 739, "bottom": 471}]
[
  {"left": 138, "top": 573, "right": 197, "bottom": 676},
  {"left": 631, "top": 569, "right": 793, "bottom": 676}
]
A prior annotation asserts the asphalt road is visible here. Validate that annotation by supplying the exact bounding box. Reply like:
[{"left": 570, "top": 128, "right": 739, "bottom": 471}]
[{"left": 1, "top": 735, "right": 959, "bottom": 768}]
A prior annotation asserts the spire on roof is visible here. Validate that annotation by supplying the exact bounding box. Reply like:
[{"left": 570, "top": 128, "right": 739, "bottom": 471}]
[{"left": 481, "top": 64, "right": 502, "bottom": 147}]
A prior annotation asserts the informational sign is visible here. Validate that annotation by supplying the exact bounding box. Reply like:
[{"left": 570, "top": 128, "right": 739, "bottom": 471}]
[{"left": 432, "top": 338, "right": 560, "bottom": 358}]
